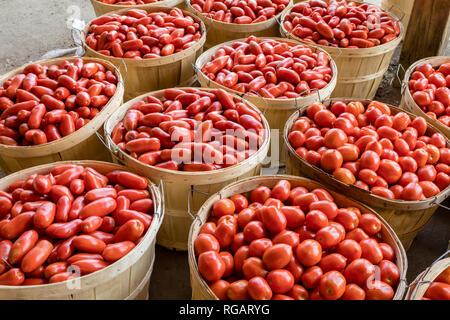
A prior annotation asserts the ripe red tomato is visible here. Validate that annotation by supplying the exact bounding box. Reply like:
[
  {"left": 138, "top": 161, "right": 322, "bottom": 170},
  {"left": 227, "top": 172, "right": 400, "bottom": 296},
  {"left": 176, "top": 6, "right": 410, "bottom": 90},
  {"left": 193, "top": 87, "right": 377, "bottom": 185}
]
[
  {"left": 359, "top": 213, "right": 382, "bottom": 236},
  {"left": 305, "top": 210, "right": 329, "bottom": 231},
  {"left": 227, "top": 280, "right": 249, "bottom": 300},
  {"left": 320, "top": 149, "right": 344, "bottom": 172},
  {"left": 194, "top": 233, "right": 220, "bottom": 256},
  {"left": 319, "top": 271, "right": 346, "bottom": 300},
  {"left": 318, "top": 253, "right": 347, "bottom": 273},
  {"left": 295, "top": 239, "right": 322, "bottom": 267},
  {"left": 360, "top": 239, "right": 383, "bottom": 265},
  {"left": 288, "top": 284, "right": 309, "bottom": 300},
  {"left": 315, "top": 226, "right": 341, "bottom": 249},
  {"left": 341, "top": 283, "right": 366, "bottom": 300},
  {"left": 301, "top": 266, "right": 323, "bottom": 289},
  {"left": 247, "top": 276, "right": 272, "bottom": 300}
]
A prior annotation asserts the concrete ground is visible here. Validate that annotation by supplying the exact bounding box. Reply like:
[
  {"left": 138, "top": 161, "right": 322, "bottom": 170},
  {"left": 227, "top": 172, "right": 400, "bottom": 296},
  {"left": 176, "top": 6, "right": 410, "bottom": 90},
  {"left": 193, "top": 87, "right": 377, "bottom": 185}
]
[{"left": 0, "top": 0, "right": 449, "bottom": 299}]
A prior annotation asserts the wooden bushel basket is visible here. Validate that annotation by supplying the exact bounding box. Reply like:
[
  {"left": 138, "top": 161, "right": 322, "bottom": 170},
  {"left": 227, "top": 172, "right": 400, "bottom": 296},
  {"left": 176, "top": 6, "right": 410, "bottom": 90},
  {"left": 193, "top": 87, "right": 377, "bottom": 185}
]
[
  {"left": 0, "top": 57, "right": 124, "bottom": 175},
  {"left": 83, "top": 6, "right": 206, "bottom": 102},
  {"left": 381, "top": 0, "right": 413, "bottom": 33},
  {"left": 185, "top": 0, "right": 294, "bottom": 50},
  {"left": 404, "top": 249, "right": 450, "bottom": 300},
  {"left": 400, "top": 56, "right": 450, "bottom": 139},
  {"left": 103, "top": 88, "right": 271, "bottom": 251},
  {"left": 0, "top": 160, "right": 164, "bottom": 300},
  {"left": 188, "top": 175, "right": 408, "bottom": 300},
  {"left": 284, "top": 98, "right": 450, "bottom": 251},
  {"left": 279, "top": 0, "right": 404, "bottom": 100},
  {"left": 195, "top": 37, "right": 338, "bottom": 165},
  {"left": 89, "top": 0, "right": 186, "bottom": 17}
]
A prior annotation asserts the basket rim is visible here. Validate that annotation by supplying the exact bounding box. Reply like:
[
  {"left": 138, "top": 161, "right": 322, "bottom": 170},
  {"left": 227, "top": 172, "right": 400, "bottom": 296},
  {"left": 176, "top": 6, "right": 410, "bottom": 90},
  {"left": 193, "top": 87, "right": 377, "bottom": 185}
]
[{"left": 401, "top": 56, "right": 450, "bottom": 136}]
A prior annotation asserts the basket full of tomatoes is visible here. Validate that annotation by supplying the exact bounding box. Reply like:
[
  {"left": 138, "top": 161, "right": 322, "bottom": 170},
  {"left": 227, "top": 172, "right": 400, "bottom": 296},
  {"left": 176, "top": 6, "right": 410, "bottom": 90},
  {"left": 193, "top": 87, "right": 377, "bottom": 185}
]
[
  {"left": 83, "top": 7, "right": 206, "bottom": 101},
  {"left": 89, "top": 0, "right": 185, "bottom": 17},
  {"left": 103, "top": 87, "right": 270, "bottom": 251},
  {"left": 284, "top": 98, "right": 450, "bottom": 250},
  {"left": 279, "top": 0, "right": 404, "bottom": 99},
  {"left": 400, "top": 56, "right": 450, "bottom": 140},
  {"left": 188, "top": 175, "right": 407, "bottom": 300}
]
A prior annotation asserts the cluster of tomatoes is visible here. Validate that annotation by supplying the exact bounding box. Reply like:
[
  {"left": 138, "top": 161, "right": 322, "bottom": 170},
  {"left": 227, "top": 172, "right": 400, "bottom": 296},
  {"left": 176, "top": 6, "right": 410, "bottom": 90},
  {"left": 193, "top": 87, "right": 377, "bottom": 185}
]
[
  {"left": 288, "top": 100, "right": 450, "bottom": 201},
  {"left": 190, "top": 0, "right": 289, "bottom": 24},
  {"left": 422, "top": 266, "right": 450, "bottom": 300},
  {"left": 0, "top": 165, "right": 154, "bottom": 285},
  {"left": 194, "top": 180, "right": 400, "bottom": 300},
  {"left": 85, "top": 8, "right": 203, "bottom": 59},
  {"left": 0, "top": 59, "right": 117, "bottom": 146},
  {"left": 201, "top": 36, "right": 333, "bottom": 99},
  {"left": 97, "top": 0, "right": 159, "bottom": 4},
  {"left": 111, "top": 88, "right": 265, "bottom": 171},
  {"left": 283, "top": 0, "right": 401, "bottom": 48},
  {"left": 408, "top": 61, "right": 450, "bottom": 127}
]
